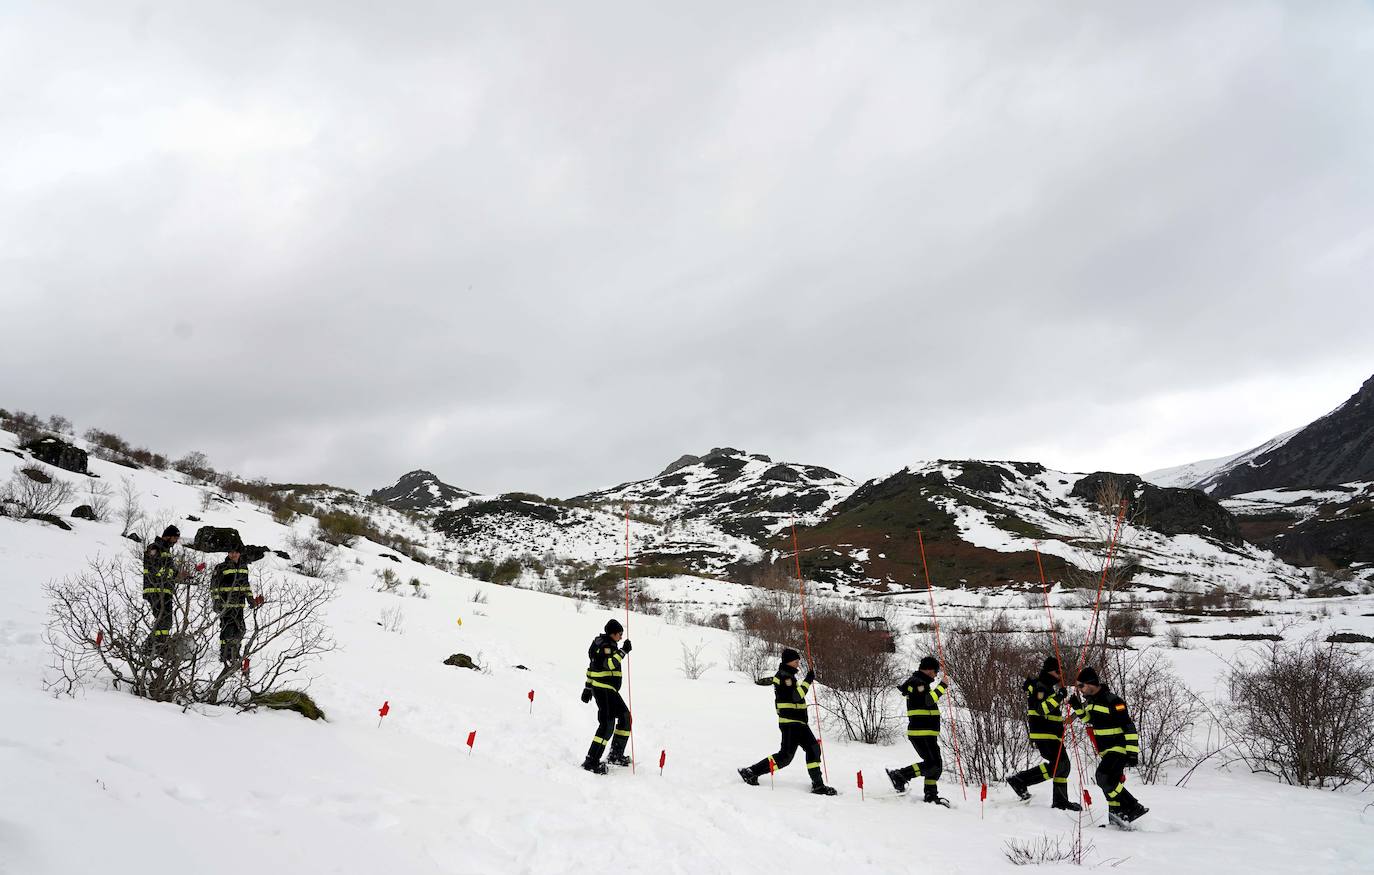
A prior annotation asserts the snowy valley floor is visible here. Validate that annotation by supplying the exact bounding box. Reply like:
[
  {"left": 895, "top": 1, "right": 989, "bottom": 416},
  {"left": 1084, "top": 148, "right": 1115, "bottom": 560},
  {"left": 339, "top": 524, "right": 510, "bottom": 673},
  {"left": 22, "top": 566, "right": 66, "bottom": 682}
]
[{"left": 3, "top": 456, "right": 1374, "bottom": 873}]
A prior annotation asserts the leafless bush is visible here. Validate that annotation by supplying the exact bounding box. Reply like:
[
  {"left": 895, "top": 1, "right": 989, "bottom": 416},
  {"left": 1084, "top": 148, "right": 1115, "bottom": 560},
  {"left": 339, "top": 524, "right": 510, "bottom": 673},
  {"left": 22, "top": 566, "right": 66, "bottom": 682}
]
[
  {"left": 374, "top": 567, "right": 402, "bottom": 594},
  {"left": 4, "top": 410, "right": 48, "bottom": 443},
  {"left": 470, "top": 586, "right": 489, "bottom": 604},
  {"left": 288, "top": 532, "right": 342, "bottom": 582},
  {"left": 932, "top": 614, "right": 1038, "bottom": 783},
  {"left": 173, "top": 451, "right": 215, "bottom": 481},
  {"left": 1164, "top": 624, "right": 1187, "bottom": 649},
  {"left": 46, "top": 414, "right": 72, "bottom": 435},
  {"left": 1223, "top": 635, "right": 1374, "bottom": 789},
  {"left": 408, "top": 577, "right": 428, "bottom": 599},
  {"left": 679, "top": 639, "right": 715, "bottom": 680},
  {"left": 1104, "top": 647, "right": 1204, "bottom": 784},
  {"left": 1107, "top": 604, "right": 1154, "bottom": 641},
  {"left": 87, "top": 481, "right": 112, "bottom": 522},
  {"left": 1003, "top": 833, "right": 1093, "bottom": 866},
  {"left": 45, "top": 556, "right": 336, "bottom": 708},
  {"left": 118, "top": 476, "right": 144, "bottom": 537},
  {"left": 2, "top": 469, "right": 77, "bottom": 517},
  {"left": 378, "top": 603, "right": 405, "bottom": 634},
  {"left": 727, "top": 630, "right": 773, "bottom": 679}
]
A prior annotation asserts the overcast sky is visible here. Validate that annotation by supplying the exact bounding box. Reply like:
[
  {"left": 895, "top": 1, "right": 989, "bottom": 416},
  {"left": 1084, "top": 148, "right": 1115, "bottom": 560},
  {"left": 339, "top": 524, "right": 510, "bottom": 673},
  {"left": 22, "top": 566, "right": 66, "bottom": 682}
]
[{"left": 2, "top": 1, "right": 1372, "bottom": 497}]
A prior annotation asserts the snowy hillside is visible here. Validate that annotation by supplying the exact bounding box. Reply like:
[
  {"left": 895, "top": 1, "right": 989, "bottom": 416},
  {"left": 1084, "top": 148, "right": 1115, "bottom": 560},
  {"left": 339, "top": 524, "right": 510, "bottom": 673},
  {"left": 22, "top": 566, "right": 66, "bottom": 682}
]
[
  {"left": 3, "top": 428, "right": 1374, "bottom": 874},
  {"left": 794, "top": 460, "right": 1309, "bottom": 596},
  {"left": 370, "top": 469, "right": 475, "bottom": 515},
  {"left": 1143, "top": 428, "right": 1301, "bottom": 491},
  {"left": 578, "top": 447, "right": 857, "bottom": 541}
]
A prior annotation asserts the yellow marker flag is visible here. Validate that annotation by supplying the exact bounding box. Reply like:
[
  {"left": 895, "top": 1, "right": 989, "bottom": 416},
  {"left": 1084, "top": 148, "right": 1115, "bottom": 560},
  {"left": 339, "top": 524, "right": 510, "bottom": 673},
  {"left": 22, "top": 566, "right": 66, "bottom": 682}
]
[{"left": 457, "top": 617, "right": 463, "bottom": 627}]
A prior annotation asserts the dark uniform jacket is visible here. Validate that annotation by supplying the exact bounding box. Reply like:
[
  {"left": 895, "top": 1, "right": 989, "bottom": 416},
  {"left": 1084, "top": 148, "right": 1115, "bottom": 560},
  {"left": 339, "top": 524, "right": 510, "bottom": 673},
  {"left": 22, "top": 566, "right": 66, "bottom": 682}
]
[
  {"left": 899, "top": 671, "right": 946, "bottom": 738},
  {"left": 142, "top": 536, "right": 178, "bottom": 595},
  {"left": 761, "top": 664, "right": 812, "bottom": 726},
  {"left": 211, "top": 557, "right": 253, "bottom": 609},
  {"left": 1025, "top": 670, "right": 1067, "bottom": 742},
  {"left": 1073, "top": 685, "right": 1140, "bottom": 757},
  {"left": 584, "top": 634, "right": 627, "bottom": 694}
]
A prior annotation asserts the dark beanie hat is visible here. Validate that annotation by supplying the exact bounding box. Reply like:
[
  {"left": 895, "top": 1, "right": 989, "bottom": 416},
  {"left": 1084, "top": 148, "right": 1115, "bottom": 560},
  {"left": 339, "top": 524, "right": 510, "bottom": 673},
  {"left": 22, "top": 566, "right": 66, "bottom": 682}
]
[
  {"left": 1076, "top": 666, "right": 1100, "bottom": 686},
  {"left": 919, "top": 655, "right": 940, "bottom": 672},
  {"left": 604, "top": 619, "right": 624, "bottom": 635},
  {"left": 163, "top": 525, "right": 180, "bottom": 538},
  {"left": 1043, "top": 656, "right": 1060, "bottom": 674},
  {"left": 781, "top": 647, "right": 801, "bottom": 664}
]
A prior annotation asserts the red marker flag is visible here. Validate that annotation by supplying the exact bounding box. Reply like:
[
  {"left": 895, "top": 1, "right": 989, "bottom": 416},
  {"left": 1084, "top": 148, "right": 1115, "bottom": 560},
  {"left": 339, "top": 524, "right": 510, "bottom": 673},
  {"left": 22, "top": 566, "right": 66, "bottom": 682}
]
[
  {"left": 241, "top": 657, "right": 250, "bottom": 677},
  {"left": 196, "top": 562, "right": 207, "bottom": 572},
  {"left": 528, "top": 689, "right": 535, "bottom": 714},
  {"left": 980, "top": 782, "right": 987, "bottom": 819},
  {"left": 466, "top": 730, "right": 477, "bottom": 757},
  {"left": 659, "top": 749, "right": 666, "bottom": 775},
  {"left": 94, "top": 630, "right": 103, "bottom": 648},
  {"left": 1083, "top": 789, "right": 1093, "bottom": 807},
  {"left": 857, "top": 770, "right": 865, "bottom": 801},
  {"left": 377, "top": 700, "right": 390, "bottom": 728}
]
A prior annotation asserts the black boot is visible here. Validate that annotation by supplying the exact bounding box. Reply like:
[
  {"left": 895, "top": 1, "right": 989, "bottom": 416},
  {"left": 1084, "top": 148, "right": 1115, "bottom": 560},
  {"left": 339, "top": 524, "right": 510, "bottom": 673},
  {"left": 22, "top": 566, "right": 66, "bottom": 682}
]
[
  {"left": 607, "top": 753, "right": 632, "bottom": 767},
  {"left": 1122, "top": 802, "right": 1149, "bottom": 823},
  {"left": 738, "top": 767, "right": 759, "bottom": 786},
  {"left": 811, "top": 783, "right": 838, "bottom": 796},
  {"left": 886, "top": 768, "right": 910, "bottom": 794},
  {"left": 1007, "top": 774, "right": 1031, "bottom": 801},
  {"left": 581, "top": 758, "right": 607, "bottom": 775},
  {"left": 924, "top": 788, "right": 951, "bottom": 807},
  {"left": 1051, "top": 784, "right": 1081, "bottom": 811}
]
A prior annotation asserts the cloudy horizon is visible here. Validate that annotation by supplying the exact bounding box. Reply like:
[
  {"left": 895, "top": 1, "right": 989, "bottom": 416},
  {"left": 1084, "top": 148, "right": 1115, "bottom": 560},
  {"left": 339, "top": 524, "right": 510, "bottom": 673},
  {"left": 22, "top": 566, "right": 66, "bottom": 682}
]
[{"left": 3, "top": 1, "right": 1372, "bottom": 496}]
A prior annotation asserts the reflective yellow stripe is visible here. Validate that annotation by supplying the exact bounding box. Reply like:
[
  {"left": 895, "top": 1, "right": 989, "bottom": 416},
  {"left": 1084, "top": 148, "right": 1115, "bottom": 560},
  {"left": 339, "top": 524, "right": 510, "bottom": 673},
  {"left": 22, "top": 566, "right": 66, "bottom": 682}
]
[
  {"left": 592, "top": 736, "right": 608, "bottom": 745},
  {"left": 143, "top": 588, "right": 172, "bottom": 594},
  {"left": 614, "top": 729, "right": 631, "bottom": 737},
  {"left": 907, "top": 729, "right": 940, "bottom": 737},
  {"left": 806, "top": 761, "right": 821, "bottom": 769},
  {"left": 778, "top": 717, "right": 809, "bottom": 725},
  {"left": 907, "top": 709, "right": 941, "bottom": 716},
  {"left": 797, "top": 681, "right": 811, "bottom": 696},
  {"left": 1029, "top": 732, "right": 1060, "bottom": 741},
  {"left": 776, "top": 702, "right": 809, "bottom": 711},
  {"left": 585, "top": 670, "right": 623, "bottom": 678},
  {"left": 1094, "top": 727, "right": 1125, "bottom": 737},
  {"left": 587, "top": 680, "right": 617, "bottom": 690}
]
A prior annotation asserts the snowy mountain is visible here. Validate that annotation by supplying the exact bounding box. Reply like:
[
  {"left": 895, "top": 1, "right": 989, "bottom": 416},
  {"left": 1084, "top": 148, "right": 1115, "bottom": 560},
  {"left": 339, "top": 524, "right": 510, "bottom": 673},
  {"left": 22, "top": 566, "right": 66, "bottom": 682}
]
[
  {"left": 3, "top": 418, "right": 1374, "bottom": 875},
  {"left": 369, "top": 469, "right": 475, "bottom": 514},
  {"left": 1144, "top": 372, "right": 1374, "bottom": 496},
  {"left": 1222, "top": 481, "right": 1374, "bottom": 590},
  {"left": 790, "top": 460, "right": 1307, "bottom": 596},
  {"left": 576, "top": 447, "right": 857, "bottom": 541}
]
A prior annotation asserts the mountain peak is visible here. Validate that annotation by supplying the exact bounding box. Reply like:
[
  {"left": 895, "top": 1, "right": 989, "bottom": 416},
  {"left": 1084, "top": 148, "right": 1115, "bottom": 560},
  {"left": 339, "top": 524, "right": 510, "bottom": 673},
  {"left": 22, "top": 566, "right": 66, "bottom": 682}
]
[{"left": 370, "top": 469, "right": 475, "bottom": 515}]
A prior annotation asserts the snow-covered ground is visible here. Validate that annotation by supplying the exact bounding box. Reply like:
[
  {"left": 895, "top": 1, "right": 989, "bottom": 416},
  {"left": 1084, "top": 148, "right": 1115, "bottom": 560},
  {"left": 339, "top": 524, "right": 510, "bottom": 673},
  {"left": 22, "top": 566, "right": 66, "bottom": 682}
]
[{"left": 2, "top": 432, "right": 1373, "bottom": 874}]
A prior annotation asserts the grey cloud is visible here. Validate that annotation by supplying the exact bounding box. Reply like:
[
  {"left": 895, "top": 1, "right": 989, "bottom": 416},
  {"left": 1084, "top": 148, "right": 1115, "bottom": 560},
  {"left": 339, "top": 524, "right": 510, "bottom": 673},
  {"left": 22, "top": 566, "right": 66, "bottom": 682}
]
[{"left": 2, "top": 1, "right": 1372, "bottom": 496}]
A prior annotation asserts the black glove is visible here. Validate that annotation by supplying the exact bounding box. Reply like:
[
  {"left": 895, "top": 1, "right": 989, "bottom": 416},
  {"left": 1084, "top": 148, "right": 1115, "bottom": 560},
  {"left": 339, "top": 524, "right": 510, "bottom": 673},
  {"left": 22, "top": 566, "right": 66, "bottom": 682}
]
[
  {"left": 1126, "top": 752, "right": 1139, "bottom": 767},
  {"left": 804, "top": 670, "right": 815, "bottom": 683},
  {"left": 621, "top": 639, "right": 632, "bottom": 654},
  {"left": 580, "top": 688, "right": 592, "bottom": 704},
  {"left": 1067, "top": 693, "right": 1083, "bottom": 710},
  {"left": 1055, "top": 686, "right": 1069, "bottom": 699}
]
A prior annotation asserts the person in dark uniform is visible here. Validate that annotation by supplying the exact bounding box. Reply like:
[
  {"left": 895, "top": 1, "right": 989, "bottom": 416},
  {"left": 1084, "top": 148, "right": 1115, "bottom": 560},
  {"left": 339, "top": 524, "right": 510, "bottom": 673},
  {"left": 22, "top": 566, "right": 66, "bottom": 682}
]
[
  {"left": 737, "top": 647, "right": 836, "bottom": 796},
  {"left": 886, "top": 655, "right": 950, "bottom": 806},
  {"left": 210, "top": 545, "right": 257, "bottom": 664},
  {"left": 141, "top": 526, "right": 182, "bottom": 657},
  {"left": 1070, "top": 666, "right": 1148, "bottom": 826},
  {"left": 580, "top": 619, "right": 633, "bottom": 774},
  {"left": 1006, "top": 656, "right": 1081, "bottom": 810}
]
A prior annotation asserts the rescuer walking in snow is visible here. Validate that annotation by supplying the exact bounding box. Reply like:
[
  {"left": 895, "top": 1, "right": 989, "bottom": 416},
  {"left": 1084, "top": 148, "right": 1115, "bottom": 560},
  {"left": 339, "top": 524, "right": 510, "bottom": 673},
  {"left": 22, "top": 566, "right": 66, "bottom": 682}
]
[
  {"left": 1006, "top": 656, "right": 1081, "bottom": 810},
  {"left": 886, "top": 655, "right": 950, "bottom": 806},
  {"left": 1069, "top": 666, "right": 1148, "bottom": 827},
  {"left": 580, "top": 619, "right": 633, "bottom": 774},
  {"left": 141, "top": 525, "right": 183, "bottom": 657},
  {"left": 737, "top": 647, "right": 837, "bottom": 796}
]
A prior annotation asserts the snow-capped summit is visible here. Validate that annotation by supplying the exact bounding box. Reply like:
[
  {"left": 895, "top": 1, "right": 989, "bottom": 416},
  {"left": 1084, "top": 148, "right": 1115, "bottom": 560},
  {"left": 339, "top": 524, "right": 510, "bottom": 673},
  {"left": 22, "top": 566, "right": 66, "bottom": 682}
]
[
  {"left": 370, "top": 469, "right": 475, "bottom": 515},
  {"left": 577, "top": 447, "right": 857, "bottom": 541}
]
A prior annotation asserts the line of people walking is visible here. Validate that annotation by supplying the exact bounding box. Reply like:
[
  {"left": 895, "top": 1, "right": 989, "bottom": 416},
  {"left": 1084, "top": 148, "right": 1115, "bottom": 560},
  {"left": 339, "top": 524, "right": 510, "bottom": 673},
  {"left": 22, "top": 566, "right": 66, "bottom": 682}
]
[{"left": 579, "top": 620, "right": 1149, "bottom": 827}]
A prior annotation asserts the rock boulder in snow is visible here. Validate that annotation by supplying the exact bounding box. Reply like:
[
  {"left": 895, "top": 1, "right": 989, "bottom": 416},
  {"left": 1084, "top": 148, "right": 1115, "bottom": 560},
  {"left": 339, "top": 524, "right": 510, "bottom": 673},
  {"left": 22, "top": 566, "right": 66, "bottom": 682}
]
[{"left": 20, "top": 436, "right": 88, "bottom": 475}]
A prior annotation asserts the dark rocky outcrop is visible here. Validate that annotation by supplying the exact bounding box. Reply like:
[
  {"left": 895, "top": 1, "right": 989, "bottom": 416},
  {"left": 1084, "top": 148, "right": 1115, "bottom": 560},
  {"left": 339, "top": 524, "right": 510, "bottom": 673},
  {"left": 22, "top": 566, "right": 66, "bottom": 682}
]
[
  {"left": 1205, "top": 373, "right": 1374, "bottom": 497},
  {"left": 191, "top": 526, "right": 244, "bottom": 553},
  {"left": 369, "top": 469, "right": 474, "bottom": 514},
  {"left": 31, "top": 513, "right": 72, "bottom": 530},
  {"left": 250, "top": 690, "right": 325, "bottom": 721},
  {"left": 70, "top": 505, "right": 97, "bottom": 521},
  {"left": 1070, "top": 472, "right": 1243, "bottom": 546},
  {"left": 20, "top": 437, "right": 88, "bottom": 475},
  {"left": 443, "top": 653, "right": 481, "bottom": 671},
  {"left": 433, "top": 498, "right": 561, "bottom": 539}
]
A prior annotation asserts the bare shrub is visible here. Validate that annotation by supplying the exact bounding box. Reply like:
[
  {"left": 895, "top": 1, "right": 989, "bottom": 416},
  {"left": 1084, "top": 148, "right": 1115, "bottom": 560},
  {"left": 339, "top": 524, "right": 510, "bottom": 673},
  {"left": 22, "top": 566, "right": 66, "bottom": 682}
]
[
  {"left": 1164, "top": 624, "right": 1187, "bottom": 649},
  {"left": 408, "top": 577, "right": 427, "bottom": 599},
  {"left": 470, "top": 586, "right": 489, "bottom": 604},
  {"left": 1104, "top": 647, "right": 1205, "bottom": 784},
  {"left": 46, "top": 414, "right": 72, "bottom": 435},
  {"left": 679, "top": 639, "right": 715, "bottom": 680},
  {"left": 118, "top": 476, "right": 144, "bottom": 537},
  {"left": 45, "top": 556, "right": 335, "bottom": 708},
  {"left": 1003, "top": 833, "right": 1093, "bottom": 866},
  {"left": 727, "top": 630, "right": 773, "bottom": 679},
  {"left": 87, "top": 481, "right": 112, "bottom": 522},
  {"left": 173, "top": 451, "right": 215, "bottom": 481},
  {"left": 288, "top": 533, "right": 342, "bottom": 582},
  {"left": 378, "top": 603, "right": 405, "bottom": 634},
  {"left": 374, "top": 567, "right": 402, "bottom": 594},
  {"left": 4, "top": 410, "right": 48, "bottom": 443},
  {"left": 932, "top": 614, "right": 1038, "bottom": 784},
  {"left": 2, "top": 469, "right": 76, "bottom": 517},
  {"left": 1223, "top": 635, "right": 1374, "bottom": 789}
]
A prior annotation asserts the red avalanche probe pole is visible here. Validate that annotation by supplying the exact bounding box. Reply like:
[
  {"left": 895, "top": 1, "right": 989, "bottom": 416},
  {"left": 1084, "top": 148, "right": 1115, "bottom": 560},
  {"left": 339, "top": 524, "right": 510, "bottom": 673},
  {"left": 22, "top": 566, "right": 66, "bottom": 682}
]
[
  {"left": 624, "top": 506, "right": 637, "bottom": 774},
  {"left": 917, "top": 531, "right": 968, "bottom": 800},
  {"left": 791, "top": 519, "right": 829, "bottom": 782}
]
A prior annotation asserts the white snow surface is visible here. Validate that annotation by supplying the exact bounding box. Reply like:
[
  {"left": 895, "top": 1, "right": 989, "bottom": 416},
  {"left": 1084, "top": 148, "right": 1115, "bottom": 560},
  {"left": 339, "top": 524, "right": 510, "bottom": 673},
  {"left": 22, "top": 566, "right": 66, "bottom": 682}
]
[
  {"left": 2, "top": 433, "right": 1373, "bottom": 874},
  {"left": 1144, "top": 428, "right": 1302, "bottom": 491}
]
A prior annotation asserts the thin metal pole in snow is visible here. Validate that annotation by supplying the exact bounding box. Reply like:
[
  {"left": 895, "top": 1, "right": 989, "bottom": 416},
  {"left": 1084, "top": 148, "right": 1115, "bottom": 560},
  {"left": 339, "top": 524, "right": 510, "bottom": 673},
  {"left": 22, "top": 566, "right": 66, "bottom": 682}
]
[
  {"left": 624, "top": 506, "right": 637, "bottom": 774},
  {"left": 791, "top": 519, "right": 829, "bottom": 783},
  {"left": 917, "top": 531, "right": 968, "bottom": 800}
]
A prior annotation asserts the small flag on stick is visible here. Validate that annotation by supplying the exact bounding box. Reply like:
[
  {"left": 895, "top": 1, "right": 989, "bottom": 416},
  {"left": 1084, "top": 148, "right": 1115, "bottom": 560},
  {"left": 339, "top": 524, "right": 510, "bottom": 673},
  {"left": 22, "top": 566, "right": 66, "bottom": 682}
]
[
  {"left": 377, "top": 700, "right": 390, "bottom": 728},
  {"left": 980, "top": 782, "right": 987, "bottom": 819},
  {"left": 1083, "top": 789, "right": 1093, "bottom": 807},
  {"left": 857, "top": 770, "right": 865, "bottom": 801},
  {"left": 457, "top": 617, "right": 463, "bottom": 628},
  {"left": 466, "top": 730, "right": 477, "bottom": 757},
  {"left": 94, "top": 629, "right": 103, "bottom": 648},
  {"left": 659, "top": 750, "right": 666, "bottom": 776},
  {"left": 528, "top": 689, "right": 535, "bottom": 714},
  {"left": 242, "top": 657, "right": 250, "bottom": 678}
]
